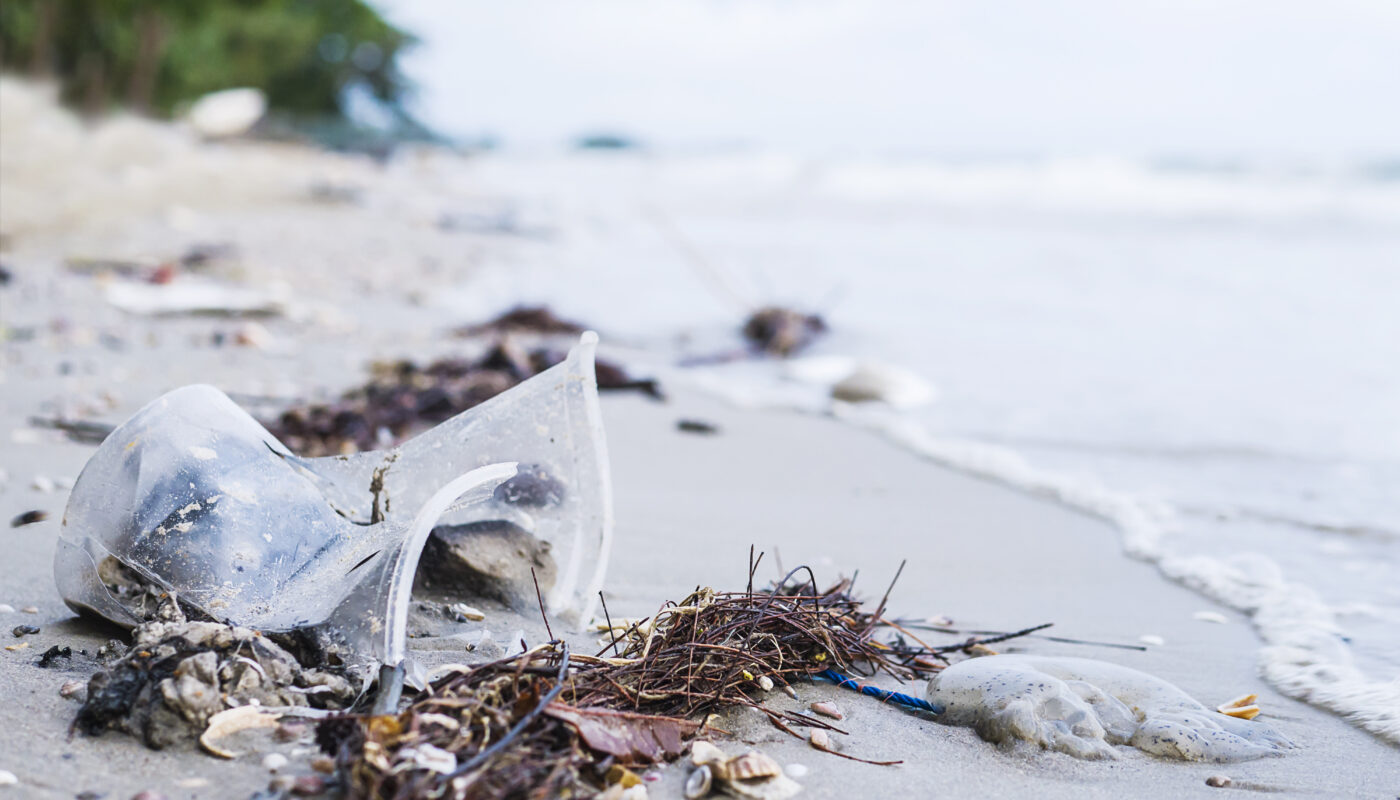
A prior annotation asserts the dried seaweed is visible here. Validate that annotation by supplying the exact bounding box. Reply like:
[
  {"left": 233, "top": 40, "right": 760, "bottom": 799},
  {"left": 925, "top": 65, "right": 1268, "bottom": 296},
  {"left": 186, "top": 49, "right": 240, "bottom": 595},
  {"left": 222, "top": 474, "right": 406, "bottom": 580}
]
[{"left": 320, "top": 554, "right": 1041, "bottom": 799}]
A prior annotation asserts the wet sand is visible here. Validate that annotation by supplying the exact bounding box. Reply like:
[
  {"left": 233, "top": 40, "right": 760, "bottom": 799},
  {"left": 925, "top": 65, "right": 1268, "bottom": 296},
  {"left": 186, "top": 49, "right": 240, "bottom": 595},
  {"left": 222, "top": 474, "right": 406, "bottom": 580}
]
[{"left": 2, "top": 78, "right": 1397, "bottom": 798}]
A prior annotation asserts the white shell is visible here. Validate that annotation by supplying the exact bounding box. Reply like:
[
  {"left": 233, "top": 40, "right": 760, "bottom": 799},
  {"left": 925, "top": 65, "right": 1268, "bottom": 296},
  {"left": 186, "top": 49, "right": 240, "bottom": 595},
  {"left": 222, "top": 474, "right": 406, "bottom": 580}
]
[{"left": 685, "top": 765, "right": 713, "bottom": 799}]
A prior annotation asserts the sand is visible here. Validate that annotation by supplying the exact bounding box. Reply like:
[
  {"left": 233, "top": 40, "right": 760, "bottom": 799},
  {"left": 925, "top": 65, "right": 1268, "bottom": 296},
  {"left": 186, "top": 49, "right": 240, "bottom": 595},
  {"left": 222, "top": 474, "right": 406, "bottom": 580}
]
[{"left": 1, "top": 78, "right": 1397, "bottom": 798}]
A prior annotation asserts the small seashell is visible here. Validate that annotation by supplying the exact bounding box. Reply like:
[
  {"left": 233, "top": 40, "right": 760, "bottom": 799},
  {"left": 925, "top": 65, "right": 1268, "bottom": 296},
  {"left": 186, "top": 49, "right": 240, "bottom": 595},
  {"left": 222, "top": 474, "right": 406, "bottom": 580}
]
[
  {"left": 781, "top": 685, "right": 798, "bottom": 700},
  {"left": 263, "top": 753, "right": 288, "bottom": 772},
  {"left": 809, "top": 701, "right": 843, "bottom": 720},
  {"left": 1193, "top": 611, "right": 1228, "bottom": 624},
  {"left": 1205, "top": 775, "right": 1232, "bottom": 788},
  {"left": 809, "top": 729, "right": 830, "bottom": 750},
  {"left": 60, "top": 679, "right": 85, "bottom": 698},
  {"left": 691, "top": 740, "right": 724, "bottom": 766},
  {"left": 448, "top": 603, "right": 485, "bottom": 621},
  {"left": 965, "top": 643, "right": 998, "bottom": 657},
  {"left": 1216, "top": 693, "right": 1261, "bottom": 720},
  {"left": 718, "top": 751, "right": 782, "bottom": 782},
  {"left": 20, "top": 607, "right": 37, "bottom": 614},
  {"left": 757, "top": 676, "right": 774, "bottom": 692},
  {"left": 684, "top": 765, "right": 712, "bottom": 799},
  {"left": 199, "top": 705, "right": 282, "bottom": 758},
  {"left": 0, "top": 770, "right": 16, "bottom": 786}
]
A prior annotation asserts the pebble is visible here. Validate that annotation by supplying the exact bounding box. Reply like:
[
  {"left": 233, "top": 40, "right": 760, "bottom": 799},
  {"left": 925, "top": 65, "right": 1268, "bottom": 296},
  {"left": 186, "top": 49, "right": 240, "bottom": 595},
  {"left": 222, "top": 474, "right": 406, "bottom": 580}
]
[
  {"left": 30, "top": 475, "right": 55, "bottom": 493},
  {"left": 0, "top": 770, "right": 15, "bottom": 786},
  {"left": 4, "top": 643, "right": 29, "bottom": 651},
  {"left": 1205, "top": 775, "right": 1233, "bottom": 788},
  {"left": 175, "top": 778, "right": 210, "bottom": 789},
  {"left": 757, "top": 675, "right": 774, "bottom": 691},
  {"left": 784, "top": 764, "right": 809, "bottom": 778},
  {"left": 0, "top": 606, "right": 13, "bottom": 614},
  {"left": 809, "top": 729, "right": 830, "bottom": 749},
  {"left": 20, "top": 607, "right": 37, "bottom": 614},
  {"left": 810, "top": 701, "right": 843, "bottom": 720},
  {"left": 263, "top": 753, "right": 289, "bottom": 772},
  {"left": 11, "top": 625, "right": 39, "bottom": 637},
  {"left": 1193, "top": 611, "right": 1229, "bottom": 624},
  {"left": 9, "top": 510, "right": 47, "bottom": 528},
  {"left": 448, "top": 603, "right": 485, "bottom": 622},
  {"left": 60, "top": 680, "right": 85, "bottom": 698},
  {"left": 1139, "top": 634, "right": 1166, "bottom": 646},
  {"left": 131, "top": 792, "right": 169, "bottom": 800}
]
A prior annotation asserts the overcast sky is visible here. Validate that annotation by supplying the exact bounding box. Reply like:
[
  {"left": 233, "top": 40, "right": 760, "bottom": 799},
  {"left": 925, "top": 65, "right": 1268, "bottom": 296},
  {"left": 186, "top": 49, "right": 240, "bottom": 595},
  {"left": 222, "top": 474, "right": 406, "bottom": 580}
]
[{"left": 383, "top": 0, "right": 1400, "bottom": 159}]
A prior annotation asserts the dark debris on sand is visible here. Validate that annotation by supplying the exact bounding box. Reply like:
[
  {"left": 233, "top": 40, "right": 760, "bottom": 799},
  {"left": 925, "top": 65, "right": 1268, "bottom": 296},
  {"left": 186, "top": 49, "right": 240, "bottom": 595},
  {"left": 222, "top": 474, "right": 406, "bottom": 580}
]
[
  {"left": 742, "top": 306, "right": 827, "bottom": 357},
  {"left": 266, "top": 309, "right": 660, "bottom": 457},
  {"left": 75, "top": 597, "right": 355, "bottom": 750}
]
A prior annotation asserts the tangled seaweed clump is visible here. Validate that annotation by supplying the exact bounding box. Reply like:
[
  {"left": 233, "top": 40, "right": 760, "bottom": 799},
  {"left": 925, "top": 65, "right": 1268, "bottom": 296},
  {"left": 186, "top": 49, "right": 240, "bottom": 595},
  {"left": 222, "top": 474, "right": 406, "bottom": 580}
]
[{"left": 318, "top": 557, "right": 1008, "bottom": 799}]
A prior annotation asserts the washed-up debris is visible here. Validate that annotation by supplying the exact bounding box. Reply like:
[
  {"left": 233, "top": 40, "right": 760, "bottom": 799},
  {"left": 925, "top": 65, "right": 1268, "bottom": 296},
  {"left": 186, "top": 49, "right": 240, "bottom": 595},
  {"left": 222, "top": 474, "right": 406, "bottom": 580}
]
[
  {"left": 1217, "top": 693, "right": 1262, "bottom": 720},
  {"left": 742, "top": 307, "right": 826, "bottom": 357},
  {"left": 60, "top": 680, "right": 85, "bottom": 698},
  {"left": 57, "top": 335, "right": 615, "bottom": 688},
  {"left": 11, "top": 625, "right": 39, "bottom": 637},
  {"left": 105, "top": 279, "right": 284, "bottom": 318},
  {"left": 75, "top": 599, "right": 354, "bottom": 750},
  {"left": 319, "top": 556, "right": 962, "bottom": 798},
  {"left": 808, "top": 702, "right": 842, "bottom": 721},
  {"left": 200, "top": 705, "right": 283, "bottom": 758},
  {"left": 19, "top": 607, "right": 38, "bottom": 614},
  {"left": 456, "top": 306, "right": 585, "bottom": 337},
  {"left": 265, "top": 337, "right": 655, "bottom": 457},
  {"left": 677, "top": 419, "right": 720, "bottom": 435},
  {"left": 37, "top": 645, "right": 71, "bottom": 667},
  {"left": 9, "top": 510, "right": 46, "bottom": 527},
  {"left": 415, "top": 521, "right": 558, "bottom": 611}
]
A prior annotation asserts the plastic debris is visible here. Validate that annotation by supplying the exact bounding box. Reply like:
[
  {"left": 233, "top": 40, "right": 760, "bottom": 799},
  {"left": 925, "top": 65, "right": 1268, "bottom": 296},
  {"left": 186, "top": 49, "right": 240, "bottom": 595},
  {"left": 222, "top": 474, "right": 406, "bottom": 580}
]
[{"left": 55, "top": 334, "right": 614, "bottom": 680}]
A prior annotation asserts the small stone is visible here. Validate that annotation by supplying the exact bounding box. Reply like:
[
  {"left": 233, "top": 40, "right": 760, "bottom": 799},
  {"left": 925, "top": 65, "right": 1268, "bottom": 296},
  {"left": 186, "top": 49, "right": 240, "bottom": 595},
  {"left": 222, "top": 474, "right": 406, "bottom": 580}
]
[
  {"left": 1205, "top": 775, "right": 1232, "bottom": 788},
  {"left": 809, "top": 701, "right": 843, "bottom": 720},
  {"left": 757, "top": 675, "right": 774, "bottom": 692},
  {"left": 310, "top": 756, "right": 336, "bottom": 774},
  {"left": 290, "top": 775, "right": 327, "bottom": 796},
  {"left": 30, "top": 475, "right": 55, "bottom": 493},
  {"left": 11, "top": 625, "right": 39, "bottom": 637},
  {"left": 0, "top": 606, "right": 13, "bottom": 614},
  {"left": 4, "top": 642, "right": 29, "bottom": 651},
  {"left": 0, "top": 770, "right": 16, "bottom": 786},
  {"left": 75, "top": 791, "right": 102, "bottom": 800},
  {"left": 9, "top": 510, "right": 47, "bottom": 528},
  {"left": 20, "top": 607, "right": 37, "bottom": 614},
  {"left": 266, "top": 777, "right": 294, "bottom": 794},
  {"left": 60, "top": 680, "right": 85, "bottom": 698},
  {"left": 1139, "top": 634, "right": 1166, "bottom": 646},
  {"left": 131, "top": 792, "right": 169, "bottom": 800},
  {"left": 1193, "top": 611, "right": 1229, "bottom": 624},
  {"left": 448, "top": 603, "right": 485, "bottom": 622},
  {"left": 809, "top": 729, "right": 830, "bottom": 749},
  {"left": 784, "top": 764, "right": 809, "bottom": 778},
  {"left": 174, "top": 778, "right": 209, "bottom": 789},
  {"left": 263, "top": 753, "right": 289, "bottom": 772}
]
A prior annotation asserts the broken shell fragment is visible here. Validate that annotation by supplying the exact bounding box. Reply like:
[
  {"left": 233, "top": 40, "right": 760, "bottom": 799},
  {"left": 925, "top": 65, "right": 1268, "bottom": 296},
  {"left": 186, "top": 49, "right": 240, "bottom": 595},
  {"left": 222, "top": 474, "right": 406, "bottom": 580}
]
[
  {"left": 60, "top": 679, "right": 85, "bottom": 698},
  {"left": 715, "top": 751, "right": 782, "bottom": 782},
  {"left": 757, "top": 675, "right": 774, "bottom": 692},
  {"left": 199, "top": 705, "right": 282, "bottom": 758},
  {"left": 1217, "top": 693, "right": 1261, "bottom": 720},
  {"left": 685, "top": 765, "right": 713, "bottom": 799},
  {"left": 808, "top": 729, "right": 830, "bottom": 749},
  {"left": 809, "top": 701, "right": 842, "bottom": 720},
  {"left": 691, "top": 740, "right": 724, "bottom": 766}
]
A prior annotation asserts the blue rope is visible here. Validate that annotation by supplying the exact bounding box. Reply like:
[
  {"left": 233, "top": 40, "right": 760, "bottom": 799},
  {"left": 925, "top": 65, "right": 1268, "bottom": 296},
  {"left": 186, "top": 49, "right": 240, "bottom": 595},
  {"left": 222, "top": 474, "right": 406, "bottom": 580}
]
[{"left": 816, "top": 669, "right": 944, "bottom": 715}]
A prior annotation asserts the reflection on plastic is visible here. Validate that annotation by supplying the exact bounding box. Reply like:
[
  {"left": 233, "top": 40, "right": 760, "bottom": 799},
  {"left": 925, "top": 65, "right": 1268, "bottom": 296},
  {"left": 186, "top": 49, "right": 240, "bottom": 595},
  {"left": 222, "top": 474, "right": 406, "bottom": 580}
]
[{"left": 55, "top": 333, "right": 614, "bottom": 672}]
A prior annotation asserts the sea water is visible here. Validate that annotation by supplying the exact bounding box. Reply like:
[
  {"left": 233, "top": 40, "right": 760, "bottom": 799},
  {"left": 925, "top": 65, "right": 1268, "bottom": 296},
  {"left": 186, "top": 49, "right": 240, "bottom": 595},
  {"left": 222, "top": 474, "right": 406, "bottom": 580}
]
[{"left": 422, "top": 150, "right": 1400, "bottom": 742}]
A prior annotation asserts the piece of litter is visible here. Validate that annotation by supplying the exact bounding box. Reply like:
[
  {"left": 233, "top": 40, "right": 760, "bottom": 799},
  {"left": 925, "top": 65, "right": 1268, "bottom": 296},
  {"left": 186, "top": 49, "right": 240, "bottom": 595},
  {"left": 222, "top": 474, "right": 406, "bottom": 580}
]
[
  {"left": 263, "top": 753, "right": 288, "bottom": 772},
  {"left": 1139, "top": 634, "right": 1166, "bottom": 646},
  {"left": 810, "top": 701, "right": 843, "bottom": 720},
  {"left": 784, "top": 764, "right": 808, "bottom": 778},
  {"left": 1193, "top": 611, "right": 1229, "bottom": 624}
]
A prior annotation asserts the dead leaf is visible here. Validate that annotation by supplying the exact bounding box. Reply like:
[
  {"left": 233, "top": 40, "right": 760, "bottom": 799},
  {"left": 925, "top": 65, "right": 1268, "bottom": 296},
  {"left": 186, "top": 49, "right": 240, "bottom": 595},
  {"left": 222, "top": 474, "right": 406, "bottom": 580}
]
[{"left": 545, "top": 703, "right": 699, "bottom": 764}]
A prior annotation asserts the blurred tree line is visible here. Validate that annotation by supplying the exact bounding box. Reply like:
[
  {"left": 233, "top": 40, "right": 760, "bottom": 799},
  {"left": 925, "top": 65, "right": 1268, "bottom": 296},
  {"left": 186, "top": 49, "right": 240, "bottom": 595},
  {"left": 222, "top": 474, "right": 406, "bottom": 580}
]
[{"left": 0, "top": 0, "right": 419, "bottom": 131}]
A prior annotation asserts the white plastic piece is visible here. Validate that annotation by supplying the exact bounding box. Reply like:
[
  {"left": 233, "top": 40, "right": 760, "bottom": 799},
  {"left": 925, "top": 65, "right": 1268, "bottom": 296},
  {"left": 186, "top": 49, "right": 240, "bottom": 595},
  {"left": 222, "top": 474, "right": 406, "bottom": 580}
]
[
  {"left": 926, "top": 655, "right": 1293, "bottom": 762},
  {"left": 55, "top": 333, "right": 614, "bottom": 673}
]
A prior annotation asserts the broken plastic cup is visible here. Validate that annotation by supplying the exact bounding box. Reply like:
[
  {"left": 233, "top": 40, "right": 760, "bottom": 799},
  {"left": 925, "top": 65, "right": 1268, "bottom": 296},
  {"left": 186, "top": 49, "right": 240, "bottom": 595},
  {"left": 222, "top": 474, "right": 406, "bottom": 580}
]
[{"left": 55, "top": 332, "right": 614, "bottom": 675}]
